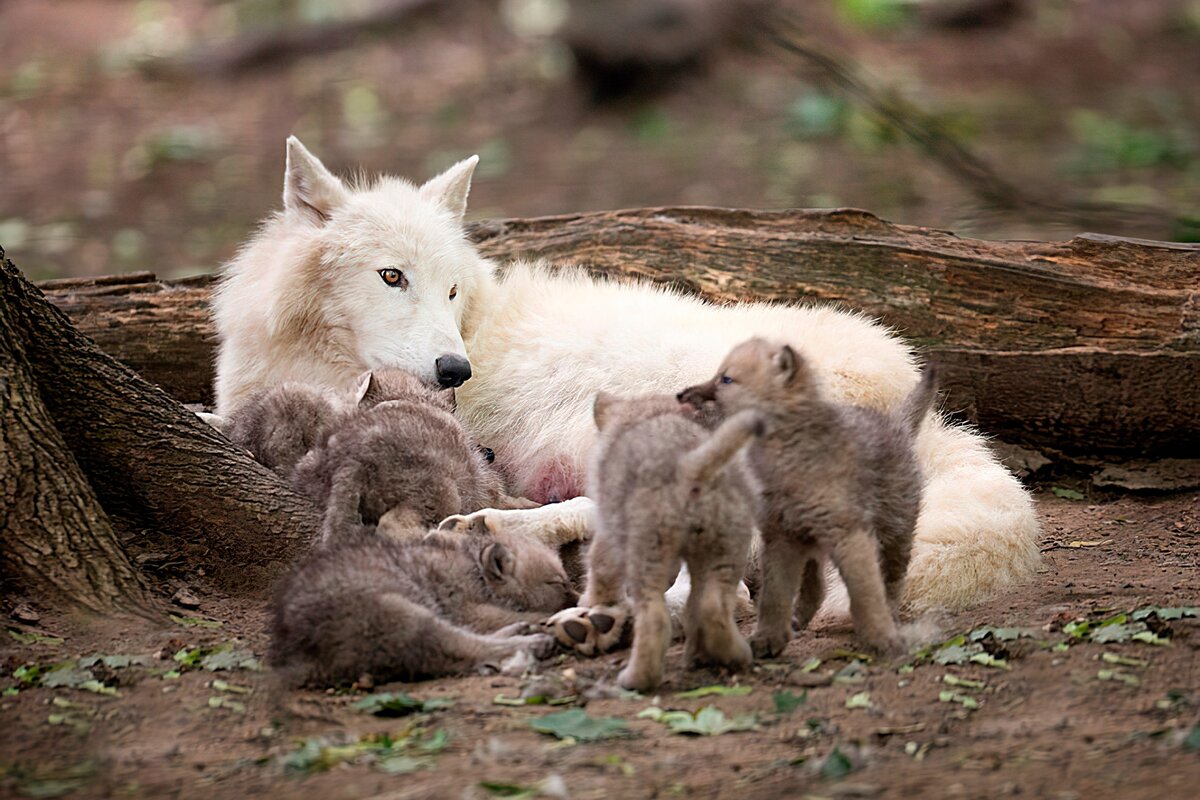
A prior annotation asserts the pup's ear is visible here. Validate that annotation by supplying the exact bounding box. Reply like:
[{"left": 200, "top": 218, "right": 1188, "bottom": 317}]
[
  {"left": 353, "top": 370, "right": 378, "bottom": 406},
  {"left": 774, "top": 345, "right": 800, "bottom": 384},
  {"left": 481, "top": 542, "right": 515, "bottom": 581},
  {"left": 593, "top": 391, "right": 616, "bottom": 429},
  {"left": 284, "top": 136, "right": 347, "bottom": 225},
  {"left": 419, "top": 155, "right": 479, "bottom": 222}
]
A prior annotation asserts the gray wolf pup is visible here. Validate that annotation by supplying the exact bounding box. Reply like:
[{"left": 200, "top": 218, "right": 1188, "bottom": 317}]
[
  {"left": 292, "top": 369, "right": 534, "bottom": 541},
  {"left": 680, "top": 338, "right": 937, "bottom": 656},
  {"left": 268, "top": 527, "right": 577, "bottom": 686},
  {"left": 581, "top": 393, "right": 763, "bottom": 691}
]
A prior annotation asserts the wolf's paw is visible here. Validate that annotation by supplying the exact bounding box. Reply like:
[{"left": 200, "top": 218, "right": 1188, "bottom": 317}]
[
  {"left": 547, "top": 605, "right": 631, "bottom": 657},
  {"left": 493, "top": 621, "right": 539, "bottom": 637},
  {"left": 750, "top": 630, "right": 791, "bottom": 660},
  {"left": 617, "top": 662, "right": 662, "bottom": 693},
  {"left": 438, "top": 497, "right": 596, "bottom": 548},
  {"left": 195, "top": 411, "right": 228, "bottom": 433}
]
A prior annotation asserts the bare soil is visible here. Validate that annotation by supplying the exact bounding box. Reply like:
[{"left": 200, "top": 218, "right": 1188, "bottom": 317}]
[{"left": 2, "top": 487, "right": 1197, "bottom": 799}]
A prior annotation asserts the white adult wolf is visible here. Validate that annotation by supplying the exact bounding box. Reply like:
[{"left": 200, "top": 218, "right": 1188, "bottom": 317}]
[{"left": 213, "top": 137, "right": 1040, "bottom": 613}]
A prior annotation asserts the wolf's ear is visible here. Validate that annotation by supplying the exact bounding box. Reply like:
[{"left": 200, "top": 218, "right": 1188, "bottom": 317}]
[
  {"left": 284, "top": 136, "right": 347, "bottom": 224},
  {"left": 481, "top": 542, "right": 515, "bottom": 581},
  {"left": 593, "top": 391, "right": 617, "bottom": 429},
  {"left": 353, "top": 370, "right": 378, "bottom": 406},
  {"left": 774, "top": 344, "right": 801, "bottom": 384},
  {"left": 419, "top": 155, "right": 478, "bottom": 222}
]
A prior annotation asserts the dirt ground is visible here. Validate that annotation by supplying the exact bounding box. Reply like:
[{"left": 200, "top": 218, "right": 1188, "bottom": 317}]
[{"left": 2, "top": 486, "right": 1197, "bottom": 800}]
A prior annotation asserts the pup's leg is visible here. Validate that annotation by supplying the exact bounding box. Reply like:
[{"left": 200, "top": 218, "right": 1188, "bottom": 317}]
[
  {"left": 792, "top": 557, "right": 827, "bottom": 632},
  {"left": 749, "top": 532, "right": 807, "bottom": 658},
  {"left": 830, "top": 529, "right": 902, "bottom": 653},
  {"left": 685, "top": 560, "right": 751, "bottom": 671},
  {"left": 879, "top": 528, "right": 914, "bottom": 615},
  {"left": 618, "top": 556, "right": 681, "bottom": 692},
  {"left": 438, "top": 496, "right": 596, "bottom": 548}
]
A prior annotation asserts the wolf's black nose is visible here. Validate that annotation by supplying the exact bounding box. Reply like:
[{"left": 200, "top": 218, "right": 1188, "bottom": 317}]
[{"left": 435, "top": 354, "right": 472, "bottom": 388}]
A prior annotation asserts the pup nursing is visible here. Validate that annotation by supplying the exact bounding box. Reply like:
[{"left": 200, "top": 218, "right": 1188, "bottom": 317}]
[{"left": 681, "top": 337, "right": 937, "bottom": 656}]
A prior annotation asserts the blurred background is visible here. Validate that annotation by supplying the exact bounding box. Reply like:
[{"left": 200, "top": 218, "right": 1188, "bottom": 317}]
[{"left": 1, "top": 0, "right": 1197, "bottom": 281}]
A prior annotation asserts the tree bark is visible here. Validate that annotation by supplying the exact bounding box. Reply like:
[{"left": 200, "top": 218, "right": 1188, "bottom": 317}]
[
  {"left": 3, "top": 250, "right": 320, "bottom": 609},
  {"left": 39, "top": 207, "right": 1200, "bottom": 458}
]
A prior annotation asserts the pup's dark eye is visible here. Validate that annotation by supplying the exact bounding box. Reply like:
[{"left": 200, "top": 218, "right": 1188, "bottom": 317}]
[
  {"left": 378, "top": 268, "right": 407, "bottom": 288},
  {"left": 449, "top": 285, "right": 458, "bottom": 300},
  {"left": 720, "top": 374, "right": 733, "bottom": 385}
]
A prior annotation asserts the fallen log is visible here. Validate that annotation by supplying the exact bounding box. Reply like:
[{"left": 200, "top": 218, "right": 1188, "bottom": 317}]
[{"left": 40, "top": 207, "right": 1199, "bottom": 458}]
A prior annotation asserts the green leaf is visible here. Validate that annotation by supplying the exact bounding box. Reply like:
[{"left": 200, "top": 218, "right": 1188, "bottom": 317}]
[
  {"left": 530, "top": 708, "right": 631, "bottom": 742},
  {"left": 479, "top": 782, "right": 538, "bottom": 799},
  {"left": 656, "top": 705, "right": 758, "bottom": 736},
  {"left": 13, "top": 665, "right": 42, "bottom": 684},
  {"left": 938, "top": 691, "right": 979, "bottom": 710},
  {"left": 1184, "top": 727, "right": 1200, "bottom": 752},
  {"left": 207, "top": 696, "right": 246, "bottom": 713},
  {"left": 1131, "top": 630, "right": 1172, "bottom": 647},
  {"left": 1092, "top": 623, "right": 1146, "bottom": 644},
  {"left": 7, "top": 629, "right": 64, "bottom": 646},
  {"left": 942, "top": 674, "right": 986, "bottom": 690},
  {"left": 933, "top": 644, "right": 980, "bottom": 666},
  {"left": 376, "top": 755, "right": 432, "bottom": 775},
  {"left": 798, "top": 657, "right": 822, "bottom": 673},
  {"left": 969, "top": 653, "right": 1011, "bottom": 670},
  {"left": 773, "top": 690, "right": 807, "bottom": 715},
  {"left": 493, "top": 693, "right": 574, "bottom": 706},
  {"left": 1051, "top": 487, "right": 1085, "bottom": 500},
  {"left": 1101, "top": 653, "right": 1148, "bottom": 668},
  {"left": 40, "top": 665, "right": 94, "bottom": 689},
  {"left": 845, "top": 692, "right": 872, "bottom": 710},
  {"left": 169, "top": 614, "right": 223, "bottom": 629},
  {"left": 355, "top": 692, "right": 453, "bottom": 716},
  {"left": 674, "top": 685, "right": 752, "bottom": 699},
  {"left": 819, "top": 746, "right": 854, "bottom": 780},
  {"left": 1097, "top": 669, "right": 1140, "bottom": 687},
  {"left": 211, "top": 679, "right": 253, "bottom": 694},
  {"left": 1132, "top": 606, "right": 1198, "bottom": 621},
  {"left": 418, "top": 729, "right": 450, "bottom": 753},
  {"left": 3, "top": 686, "right": 18, "bottom": 697},
  {"left": 969, "top": 626, "right": 1037, "bottom": 642},
  {"left": 78, "top": 680, "right": 119, "bottom": 697}
]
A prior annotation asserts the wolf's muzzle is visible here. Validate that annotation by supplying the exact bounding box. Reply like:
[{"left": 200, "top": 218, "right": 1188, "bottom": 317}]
[{"left": 435, "top": 354, "right": 472, "bottom": 388}]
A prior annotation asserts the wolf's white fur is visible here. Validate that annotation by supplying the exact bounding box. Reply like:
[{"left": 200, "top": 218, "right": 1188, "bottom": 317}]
[{"left": 213, "top": 140, "right": 1041, "bottom": 612}]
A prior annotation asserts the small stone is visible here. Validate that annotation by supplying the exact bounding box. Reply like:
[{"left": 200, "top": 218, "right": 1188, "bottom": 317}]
[{"left": 171, "top": 588, "right": 201, "bottom": 609}]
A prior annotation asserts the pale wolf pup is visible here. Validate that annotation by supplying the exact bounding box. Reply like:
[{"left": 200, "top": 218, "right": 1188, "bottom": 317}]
[
  {"left": 579, "top": 393, "right": 762, "bottom": 691},
  {"left": 213, "top": 138, "right": 1039, "bottom": 618},
  {"left": 268, "top": 527, "right": 577, "bottom": 686},
  {"left": 292, "top": 369, "right": 534, "bottom": 541},
  {"left": 681, "top": 338, "right": 936, "bottom": 656}
]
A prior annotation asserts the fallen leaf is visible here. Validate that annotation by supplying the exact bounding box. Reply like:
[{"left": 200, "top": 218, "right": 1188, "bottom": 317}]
[
  {"left": 968, "top": 653, "right": 1010, "bottom": 670},
  {"left": 942, "top": 674, "right": 986, "bottom": 690},
  {"left": 674, "top": 685, "right": 752, "bottom": 699},
  {"left": 819, "top": 747, "right": 854, "bottom": 779},
  {"left": 1051, "top": 487, "right": 1085, "bottom": 500},
  {"left": 1101, "top": 653, "right": 1148, "bottom": 667},
  {"left": 356, "top": 692, "right": 453, "bottom": 716},
  {"left": 7, "top": 629, "right": 64, "bottom": 646},
  {"left": 773, "top": 690, "right": 806, "bottom": 715},
  {"left": 641, "top": 705, "right": 758, "bottom": 736},
  {"left": 530, "top": 708, "right": 631, "bottom": 742},
  {"left": 938, "top": 691, "right": 979, "bottom": 710},
  {"left": 798, "top": 657, "right": 822, "bottom": 673},
  {"left": 207, "top": 696, "right": 246, "bottom": 713},
  {"left": 1066, "top": 539, "right": 1111, "bottom": 548},
  {"left": 1097, "top": 669, "right": 1140, "bottom": 687},
  {"left": 376, "top": 755, "right": 432, "bottom": 774},
  {"left": 211, "top": 679, "right": 253, "bottom": 694},
  {"left": 845, "top": 692, "right": 872, "bottom": 710},
  {"left": 479, "top": 782, "right": 538, "bottom": 799},
  {"left": 1132, "top": 606, "right": 1198, "bottom": 621}
]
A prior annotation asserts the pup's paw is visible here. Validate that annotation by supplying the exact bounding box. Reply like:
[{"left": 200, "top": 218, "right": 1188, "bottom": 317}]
[
  {"left": 438, "top": 498, "right": 596, "bottom": 548},
  {"left": 547, "top": 605, "right": 630, "bottom": 657}
]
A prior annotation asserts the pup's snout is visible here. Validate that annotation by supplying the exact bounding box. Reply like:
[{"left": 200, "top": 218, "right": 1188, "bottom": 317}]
[
  {"left": 435, "top": 354, "right": 472, "bottom": 388},
  {"left": 677, "top": 383, "right": 714, "bottom": 407}
]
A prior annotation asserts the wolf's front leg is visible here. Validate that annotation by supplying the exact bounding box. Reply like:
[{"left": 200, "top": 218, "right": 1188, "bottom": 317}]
[{"left": 438, "top": 496, "right": 597, "bottom": 548}]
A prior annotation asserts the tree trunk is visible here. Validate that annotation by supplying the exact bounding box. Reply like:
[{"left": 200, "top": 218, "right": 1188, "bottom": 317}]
[
  {"left": 2, "top": 250, "right": 320, "bottom": 610},
  {"left": 41, "top": 208, "right": 1199, "bottom": 458}
]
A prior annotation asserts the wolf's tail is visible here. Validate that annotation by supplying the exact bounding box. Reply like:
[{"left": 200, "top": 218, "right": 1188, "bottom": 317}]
[
  {"left": 898, "top": 364, "right": 938, "bottom": 434},
  {"left": 677, "top": 410, "right": 765, "bottom": 485}
]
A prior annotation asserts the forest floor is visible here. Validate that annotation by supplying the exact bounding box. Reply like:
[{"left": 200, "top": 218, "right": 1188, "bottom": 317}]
[{"left": 2, "top": 486, "right": 1197, "bottom": 799}]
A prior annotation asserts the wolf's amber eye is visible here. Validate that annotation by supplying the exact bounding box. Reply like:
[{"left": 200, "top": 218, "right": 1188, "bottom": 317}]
[
  {"left": 720, "top": 374, "right": 733, "bottom": 385},
  {"left": 449, "top": 285, "right": 458, "bottom": 300},
  {"left": 378, "top": 268, "right": 407, "bottom": 288}
]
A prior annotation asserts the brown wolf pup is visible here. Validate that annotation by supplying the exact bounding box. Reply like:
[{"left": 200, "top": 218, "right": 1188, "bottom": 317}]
[
  {"left": 292, "top": 369, "right": 536, "bottom": 542},
  {"left": 680, "top": 338, "right": 936, "bottom": 656},
  {"left": 225, "top": 383, "right": 344, "bottom": 478},
  {"left": 583, "top": 392, "right": 763, "bottom": 692},
  {"left": 268, "top": 526, "right": 577, "bottom": 686}
]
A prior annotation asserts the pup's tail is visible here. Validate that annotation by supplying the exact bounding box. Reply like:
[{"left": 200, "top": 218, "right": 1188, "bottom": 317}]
[
  {"left": 677, "top": 410, "right": 765, "bottom": 485},
  {"left": 898, "top": 363, "right": 939, "bottom": 434}
]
